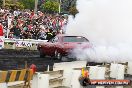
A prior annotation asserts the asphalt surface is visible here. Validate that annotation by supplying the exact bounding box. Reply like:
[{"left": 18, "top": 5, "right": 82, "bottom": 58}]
[
  {"left": 0, "top": 49, "right": 61, "bottom": 71},
  {"left": 0, "top": 49, "right": 104, "bottom": 71}
]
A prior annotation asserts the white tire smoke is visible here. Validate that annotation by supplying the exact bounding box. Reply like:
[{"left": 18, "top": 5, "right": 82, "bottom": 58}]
[{"left": 66, "top": 0, "right": 132, "bottom": 62}]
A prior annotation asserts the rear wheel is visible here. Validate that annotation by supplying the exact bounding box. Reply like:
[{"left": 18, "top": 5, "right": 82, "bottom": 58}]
[
  {"left": 54, "top": 50, "right": 69, "bottom": 61},
  {"left": 54, "top": 50, "right": 62, "bottom": 60},
  {"left": 39, "top": 49, "right": 45, "bottom": 58}
]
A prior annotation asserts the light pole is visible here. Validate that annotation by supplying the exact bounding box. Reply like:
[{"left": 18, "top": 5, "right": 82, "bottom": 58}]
[
  {"left": 34, "top": 0, "right": 38, "bottom": 13},
  {"left": 59, "top": 0, "right": 61, "bottom": 14},
  {"left": 3, "top": 0, "right": 5, "bottom": 7}
]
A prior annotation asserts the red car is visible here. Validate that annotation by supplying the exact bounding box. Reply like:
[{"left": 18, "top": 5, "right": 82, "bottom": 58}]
[{"left": 37, "top": 34, "right": 91, "bottom": 60}]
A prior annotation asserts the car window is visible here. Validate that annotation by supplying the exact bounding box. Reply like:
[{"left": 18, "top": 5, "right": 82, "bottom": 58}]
[{"left": 63, "top": 36, "right": 89, "bottom": 42}]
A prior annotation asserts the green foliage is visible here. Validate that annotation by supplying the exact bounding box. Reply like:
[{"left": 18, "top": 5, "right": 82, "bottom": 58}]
[
  {"left": 0, "top": 0, "right": 2, "bottom": 7},
  {"left": 19, "top": 0, "right": 35, "bottom": 10},
  {"left": 2, "top": 0, "right": 24, "bottom": 9},
  {"left": 61, "top": 0, "right": 76, "bottom": 11},
  {"left": 69, "top": 6, "right": 78, "bottom": 16},
  {"left": 16, "top": 2, "right": 24, "bottom": 9},
  {"left": 5, "top": 0, "right": 16, "bottom": 9},
  {"left": 1, "top": 0, "right": 77, "bottom": 15},
  {"left": 41, "top": 1, "right": 59, "bottom": 13},
  {"left": 5, "top": 0, "right": 12, "bottom": 4}
]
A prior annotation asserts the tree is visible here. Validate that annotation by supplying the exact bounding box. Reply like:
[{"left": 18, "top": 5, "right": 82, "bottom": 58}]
[
  {"left": 0, "top": 0, "right": 2, "bottom": 7},
  {"left": 19, "top": 0, "right": 35, "bottom": 10},
  {"left": 15, "top": 2, "right": 24, "bottom": 9},
  {"left": 69, "top": 6, "right": 78, "bottom": 16},
  {"left": 61, "top": 0, "right": 76, "bottom": 12},
  {"left": 4, "top": 0, "right": 24, "bottom": 10},
  {"left": 5, "top": 0, "right": 15, "bottom": 9},
  {"left": 41, "top": 1, "right": 59, "bottom": 13}
]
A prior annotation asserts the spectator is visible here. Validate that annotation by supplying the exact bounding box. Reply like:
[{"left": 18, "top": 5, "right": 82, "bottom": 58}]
[
  {"left": 0, "top": 23, "right": 3, "bottom": 36},
  {"left": 38, "top": 29, "right": 47, "bottom": 40},
  {"left": 0, "top": 8, "right": 68, "bottom": 39},
  {"left": 30, "top": 64, "right": 37, "bottom": 74}
]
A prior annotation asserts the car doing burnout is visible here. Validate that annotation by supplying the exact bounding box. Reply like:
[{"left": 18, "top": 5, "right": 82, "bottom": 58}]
[{"left": 37, "top": 34, "right": 91, "bottom": 60}]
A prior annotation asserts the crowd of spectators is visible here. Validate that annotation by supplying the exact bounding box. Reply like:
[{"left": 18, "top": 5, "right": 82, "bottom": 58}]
[{"left": 0, "top": 8, "right": 68, "bottom": 40}]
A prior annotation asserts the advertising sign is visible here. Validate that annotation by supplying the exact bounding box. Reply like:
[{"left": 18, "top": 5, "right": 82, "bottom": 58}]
[{"left": 15, "top": 41, "right": 33, "bottom": 47}]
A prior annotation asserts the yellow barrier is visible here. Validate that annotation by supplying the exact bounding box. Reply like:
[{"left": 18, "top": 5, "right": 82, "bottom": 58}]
[{"left": 0, "top": 69, "right": 33, "bottom": 83}]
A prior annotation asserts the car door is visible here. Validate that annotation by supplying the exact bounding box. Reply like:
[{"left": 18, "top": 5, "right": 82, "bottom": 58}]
[
  {"left": 49, "top": 36, "right": 60, "bottom": 56},
  {"left": 44, "top": 36, "right": 59, "bottom": 56}
]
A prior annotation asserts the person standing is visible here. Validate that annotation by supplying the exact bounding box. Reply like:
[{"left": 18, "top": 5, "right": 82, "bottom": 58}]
[
  {"left": 30, "top": 64, "right": 37, "bottom": 74},
  {"left": 0, "top": 23, "right": 3, "bottom": 36},
  {"left": 0, "top": 23, "right": 4, "bottom": 49}
]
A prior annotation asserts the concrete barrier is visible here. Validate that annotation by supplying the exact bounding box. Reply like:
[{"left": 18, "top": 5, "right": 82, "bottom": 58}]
[
  {"left": 32, "top": 70, "right": 65, "bottom": 88},
  {"left": 44, "top": 70, "right": 64, "bottom": 88},
  {"left": 127, "top": 62, "right": 132, "bottom": 75},
  {"left": 71, "top": 69, "right": 82, "bottom": 88},
  {"left": 0, "top": 83, "right": 7, "bottom": 88},
  {"left": 110, "top": 63, "right": 125, "bottom": 79},
  {"left": 31, "top": 73, "right": 49, "bottom": 88},
  {"left": 89, "top": 66, "right": 105, "bottom": 88},
  {"left": 53, "top": 61, "right": 86, "bottom": 87}
]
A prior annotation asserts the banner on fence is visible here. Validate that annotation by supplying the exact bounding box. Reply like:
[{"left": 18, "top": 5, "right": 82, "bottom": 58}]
[
  {"left": 0, "top": 36, "right": 4, "bottom": 49},
  {"left": 15, "top": 41, "right": 33, "bottom": 47}
]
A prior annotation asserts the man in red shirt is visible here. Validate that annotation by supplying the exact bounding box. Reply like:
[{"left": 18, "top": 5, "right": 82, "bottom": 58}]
[
  {"left": 0, "top": 23, "right": 3, "bottom": 36},
  {"left": 30, "top": 64, "right": 37, "bottom": 74}
]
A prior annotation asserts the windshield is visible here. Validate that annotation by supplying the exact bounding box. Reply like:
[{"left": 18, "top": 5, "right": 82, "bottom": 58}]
[{"left": 63, "top": 36, "right": 89, "bottom": 42}]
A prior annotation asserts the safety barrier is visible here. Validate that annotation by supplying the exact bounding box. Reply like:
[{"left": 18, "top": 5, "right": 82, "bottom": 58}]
[
  {"left": 3, "top": 38, "right": 47, "bottom": 50},
  {"left": 4, "top": 38, "right": 47, "bottom": 44},
  {"left": 31, "top": 70, "right": 64, "bottom": 88},
  {"left": 0, "top": 69, "right": 33, "bottom": 83},
  {"left": 0, "top": 69, "right": 33, "bottom": 88}
]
